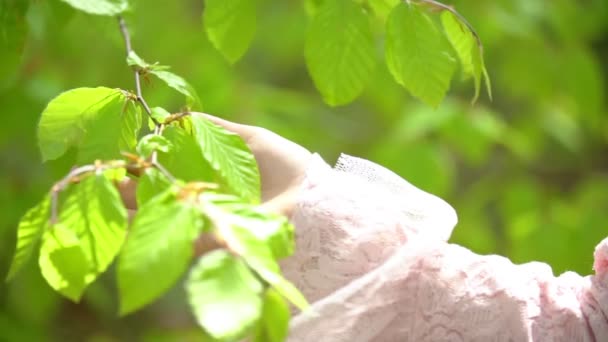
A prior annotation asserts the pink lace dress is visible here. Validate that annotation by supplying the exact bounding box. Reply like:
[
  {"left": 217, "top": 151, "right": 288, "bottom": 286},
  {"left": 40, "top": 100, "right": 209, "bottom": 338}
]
[{"left": 281, "top": 154, "right": 608, "bottom": 341}]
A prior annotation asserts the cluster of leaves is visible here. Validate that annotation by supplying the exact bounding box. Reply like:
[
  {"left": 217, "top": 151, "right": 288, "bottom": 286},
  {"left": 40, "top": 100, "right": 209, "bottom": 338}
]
[
  {"left": 203, "top": 0, "right": 490, "bottom": 107},
  {"left": 5, "top": 1, "right": 307, "bottom": 341}
]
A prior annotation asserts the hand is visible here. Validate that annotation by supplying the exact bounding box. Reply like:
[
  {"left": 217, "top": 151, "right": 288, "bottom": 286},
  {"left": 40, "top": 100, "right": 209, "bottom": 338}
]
[{"left": 118, "top": 113, "right": 312, "bottom": 217}]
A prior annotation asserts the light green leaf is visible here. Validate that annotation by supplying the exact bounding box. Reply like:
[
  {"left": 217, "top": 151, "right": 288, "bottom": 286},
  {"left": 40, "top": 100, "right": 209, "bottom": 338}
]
[
  {"left": 305, "top": 0, "right": 376, "bottom": 106},
  {"left": 135, "top": 168, "right": 173, "bottom": 206},
  {"left": 227, "top": 224, "right": 308, "bottom": 310},
  {"left": 59, "top": 0, "right": 129, "bottom": 16},
  {"left": 40, "top": 174, "right": 127, "bottom": 301},
  {"left": 136, "top": 134, "right": 173, "bottom": 157},
  {"left": 253, "top": 289, "right": 290, "bottom": 342},
  {"left": 159, "top": 125, "right": 215, "bottom": 182},
  {"left": 385, "top": 3, "right": 457, "bottom": 107},
  {"left": 37, "top": 87, "right": 142, "bottom": 163},
  {"left": 6, "top": 196, "right": 51, "bottom": 281},
  {"left": 187, "top": 250, "right": 263, "bottom": 340},
  {"left": 149, "top": 70, "right": 202, "bottom": 110},
  {"left": 151, "top": 107, "right": 171, "bottom": 123},
  {"left": 203, "top": 0, "right": 256, "bottom": 63},
  {"left": 39, "top": 223, "right": 93, "bottom": 302},
  {"left": 0, "top": 0, "right": 29, "bottom": 89},
  {"left": 367, "top": 0, "right": 399, "bottom": 19},
  {"left": 189, "top": 115, "right": 261, "bottom": 203},
  {"left": 118, "top": 190, "right": 201, "bottom": 315},
  {"left": 441, "top": 11, "right": 491, "bottom": 102},
  {"left": 201, "top": 193, "right": 294, "bottom": 259}
]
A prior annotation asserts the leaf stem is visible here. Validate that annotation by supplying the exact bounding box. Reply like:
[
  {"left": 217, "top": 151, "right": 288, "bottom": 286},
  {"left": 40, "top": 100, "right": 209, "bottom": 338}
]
[{"left": 117, "top": 16, "right": 160, "bottom": 126}]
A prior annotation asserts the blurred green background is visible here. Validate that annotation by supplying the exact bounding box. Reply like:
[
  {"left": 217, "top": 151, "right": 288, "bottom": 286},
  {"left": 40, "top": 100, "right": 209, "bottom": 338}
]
[{"left": 1, "top": 0, "right": 607, "bottom": 340}]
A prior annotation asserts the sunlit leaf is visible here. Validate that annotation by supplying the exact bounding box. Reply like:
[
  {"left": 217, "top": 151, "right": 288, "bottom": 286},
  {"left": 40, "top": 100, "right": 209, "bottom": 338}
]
[
  {"left": 189, "top": 115, "right": 261, "bottom": 203},
  {"left": 187, "top": 250, "right": 263, "bottom": 340},
  {"left": 159, "top": 125, "right": 215, "bottom": 182},
  {"left": 253, "top": 289, "right": 290, "bottom": 342},
  {"left": 367, "top": 0, "right": 399, "bottom": 19},
  {"left": 201, "top": 193, "right": 294, "bottom": 259},
  {"left": 39, "top": 174, "right": 127, "bottom": 301},
  {"left": 150, "top": 70, "right": 202, "bottom": 110},
  {"left": 135, "top": 168, "right": 173, "bottom": 206},
  {"left": 385, "top": 3, "right": 456, "bottom": 107},
  {"left": 37, "top": 87, "right": 141, "bottom": 163},
  {"left": 136, "top": 134, "right": 172, "bottom": 158},
  {"left": 203, "top": 0, "right": 256, "bottom": 63},
  {"left": 6, "top": 196, "right": 51, "bottom": 281},
  {"left": 305, "top": 0, "right": 376, "bottom": 106},
  {"left": 59, "top": 0, "right": 129, "bottom": 16},
  {"left": 118, "top": 190, "right": 201, "bottom": 314}
]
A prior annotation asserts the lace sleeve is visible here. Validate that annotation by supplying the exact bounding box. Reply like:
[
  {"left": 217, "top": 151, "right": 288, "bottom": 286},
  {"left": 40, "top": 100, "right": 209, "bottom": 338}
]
[{"left": 281, "top": 154, "right": 608, "bottom": 341}]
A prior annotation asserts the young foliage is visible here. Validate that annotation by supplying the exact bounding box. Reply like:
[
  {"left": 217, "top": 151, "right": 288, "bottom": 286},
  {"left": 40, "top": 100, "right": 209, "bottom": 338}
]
[
  {"left": 253, "top": 289, "right": 291, "bottom": 342},
  {"left": 136, "top": 168, "right": 173, "bottom": 206},
  {"left": 187, "top": 250, "right": 264, "bottom": 340},
  {"left": 127, "top": 52, "right": 202, "bottom": 109},
  {"left": 203, "top": 0, "right": 257, "bottom": 64},
  {"left": 158, "top": 124, "right": 216, "bottom": 182},
  {"left": 385, "top": 3, "right": 457, "bottom": 107},
  {"left": 136, "top": 134, "right": 173, "bottom": 158},
  {"left": 305, "top": 0, "right": 376, "bottom": 106},
  {"left": 59, "top": 0, "right": 129, "bottom": 16},
  {"left": 118, "top": 189, "right": 202, "bottom": 315},
  {"left": 37, "top": 87, "right": 142, "bottom": 163},
  {"left": 189, "top": 115, "right": 261, "bottom": 203},
  {"left": 5, "top": 196, "right": 51, "bottom": 281},
  {"left": 39, "top": 174, "right": 128, "bottom": 301}
]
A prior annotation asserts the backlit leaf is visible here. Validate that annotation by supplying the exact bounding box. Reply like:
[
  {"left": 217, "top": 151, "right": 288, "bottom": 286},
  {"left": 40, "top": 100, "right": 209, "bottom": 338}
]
[
  {"left": 187, "top": 250, "right": 263, "bottom": 340},
  {"left": 385, "top": 3, "right": 456, "bottom": 107},
  {"left": 59, "top": 0, "right": 129, "bottom": 16},
  {"left": 305, "top": 0, "right": 376, "bottom": 106},
  {"left": 203, "top": 0, "right": 256, "bottom": 63}
]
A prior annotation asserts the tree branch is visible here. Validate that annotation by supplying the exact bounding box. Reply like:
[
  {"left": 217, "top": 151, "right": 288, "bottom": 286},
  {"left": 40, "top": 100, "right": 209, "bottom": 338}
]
[{"left": 117, "top": 16, "right": 160, "bottom": 126}]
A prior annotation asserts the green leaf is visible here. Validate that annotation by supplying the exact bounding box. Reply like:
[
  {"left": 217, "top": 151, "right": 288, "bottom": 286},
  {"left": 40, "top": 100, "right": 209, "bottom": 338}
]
[
  {"left": 39, "top": 223, "right": 93, "bottom": 301},
  {"left": 136, "top": 134, "right": 173, "bottom": 157},
  {"left": 159, "top": 125, "right": 215, "bottom": 182},
  {"left": 203, "top": 0, "right": 256, "bottom": 63},
  {"left": 305, "top": 0, "right": 376, "bottom": 106},
  {"left": 201, "top": 193, "right": 294, "bottom": 259},
  {"left": 136, "top": 168, "right": 174, "bottom": 206},
  {"left": 440, "top": 11, "right": 491, "bottom": 103},
  {"left": 385, "top": 3, "right": 457, "bottom": 107},
  {"left": 40, "top": 174, "right": 127, "bottom": 301},
  {"left": 253, "top": 289, "right": 290, "bottom": 342},
  {"left": 118, "top": 191, "right": 201, "bottom": 315},
  {"left": 367, "top": 0, "right": 399, "bottom": 19},
  {"left": 6, "top": 196, "right": 51, "bottom": 281},
  {"left": 37, "top": 87, "right": 142, "bottom": 163},
  {"left": 126, "top": 51, "right": 201, "bottom": 109},
  {"left": 149, "top": 70, "right": 202, "bottom": 110},
  {"left": 187, "top": 250, "right": 263, "bottom": 340},
  {"left": 0, "top": 0, "right": 29, "bottom": 89},
  {"left": 59, "top": 0, "right": 129, "bottom": 16},
  {"left": 189, "top": 115, "right": 261, "bottom": 203},
  {"left": 151, "top": 107, "right": 171, "bottom": 123}
]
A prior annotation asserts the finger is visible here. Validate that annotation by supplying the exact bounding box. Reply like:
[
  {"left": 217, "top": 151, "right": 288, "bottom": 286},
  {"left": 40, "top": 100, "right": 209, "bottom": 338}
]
[{"left": 192, "top": 113, "right": 258, "bottom": 142}]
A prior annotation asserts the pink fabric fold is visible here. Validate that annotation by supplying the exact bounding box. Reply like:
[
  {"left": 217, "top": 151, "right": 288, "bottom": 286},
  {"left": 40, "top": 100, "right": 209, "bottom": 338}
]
[{"left": 282, "top": 154, "right": 608, "bottom": 341}]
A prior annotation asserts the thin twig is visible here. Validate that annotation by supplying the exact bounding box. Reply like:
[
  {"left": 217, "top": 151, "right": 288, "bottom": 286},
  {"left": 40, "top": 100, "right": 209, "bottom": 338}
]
[{"left": 117, "top": 16, "right": 160, "bottom": 126}]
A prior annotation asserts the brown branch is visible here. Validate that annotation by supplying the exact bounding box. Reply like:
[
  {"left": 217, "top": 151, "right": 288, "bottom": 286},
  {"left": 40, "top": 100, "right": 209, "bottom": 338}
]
[{"left": 117, "top": 16, "right": 160, "bottom": 126}]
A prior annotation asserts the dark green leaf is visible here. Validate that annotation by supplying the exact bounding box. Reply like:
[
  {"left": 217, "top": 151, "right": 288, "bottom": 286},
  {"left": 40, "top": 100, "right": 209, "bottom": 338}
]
[
  {"left": 189, "top": 115, "right": 261, "bottom": 203},
  {"left": 203, "top": 0, "right": 256, "bottom": 63},
  {"left": 6, "top": 196, "right": 51, "bottom": 281},
  {"left": 187, "top": 250, "right": 263, "bottom": 340},
  {"left": 253, "top": 289, "right": 290, "bottom": 342},
  {"left": 118, "top": 190, "right": 201, "bottom": 314},
  {"left": 40, "top": 174, "right": 127, "bottom": 301},
  {"left": 59, "top": 0, "right": 129, "bottom": 16},
  {"left": 305, "top": 0, "right": 376, "bottom": 106},
  {"left": 385, "top": 3, "right": 456, "bottom": 107},
  {"left": 136, "top": 134, "right": 172, "bottom": 157}
]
